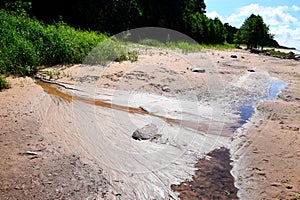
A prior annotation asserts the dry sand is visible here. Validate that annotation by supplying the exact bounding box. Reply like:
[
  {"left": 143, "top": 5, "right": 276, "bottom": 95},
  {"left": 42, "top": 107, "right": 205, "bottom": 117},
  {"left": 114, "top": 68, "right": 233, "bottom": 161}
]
[{"left": 0, "top": 47, "right": 299, "bottom": 199}]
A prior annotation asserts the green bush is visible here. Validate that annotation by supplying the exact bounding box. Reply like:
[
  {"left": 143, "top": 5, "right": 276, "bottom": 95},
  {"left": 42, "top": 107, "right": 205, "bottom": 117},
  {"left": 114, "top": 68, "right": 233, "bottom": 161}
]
[
  {"left": 0, "top": 9, "right": 107, "bottom": 76},
  {"left": 0, "top": 76, "right": 11, "bottom": 91}
]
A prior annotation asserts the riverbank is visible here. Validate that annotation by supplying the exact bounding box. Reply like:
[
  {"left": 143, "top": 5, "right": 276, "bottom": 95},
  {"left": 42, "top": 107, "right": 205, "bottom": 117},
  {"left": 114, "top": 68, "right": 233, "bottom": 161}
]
[
  {"left": 231, "top": 57, "right": 300, "bottom": 199},
  {"left": 0, "top": 48, "right": 299, "bottom": 199}
]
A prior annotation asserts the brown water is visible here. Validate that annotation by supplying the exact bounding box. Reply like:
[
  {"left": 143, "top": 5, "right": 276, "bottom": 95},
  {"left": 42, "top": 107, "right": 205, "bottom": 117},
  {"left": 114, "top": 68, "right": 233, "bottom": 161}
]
[{"left": 37, "top": 80, "right": 179, "bottom": 123}]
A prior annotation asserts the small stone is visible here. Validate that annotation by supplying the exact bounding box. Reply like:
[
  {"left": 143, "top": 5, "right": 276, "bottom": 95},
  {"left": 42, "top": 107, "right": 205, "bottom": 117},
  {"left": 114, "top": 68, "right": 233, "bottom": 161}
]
[
  {"left": 191, "top": 68, "right": 205, "bottom": 73},
  {"left": 270, "top": 182, "right": 282, "bottom": 187},
  {"left": 25, "top": 151, "right": 38, "bottom": 156},
  {"left": 162, "top": 85, "right": 171, "bottom": 92},
  {"left": 247, "top": 69, "right": 255, "bottom": 72},
  {"left": 231, "top": 55, "right": 238, "bottom": 58},
  {"left": 286, "top": 185, "right": 293, "bottom": 189}
]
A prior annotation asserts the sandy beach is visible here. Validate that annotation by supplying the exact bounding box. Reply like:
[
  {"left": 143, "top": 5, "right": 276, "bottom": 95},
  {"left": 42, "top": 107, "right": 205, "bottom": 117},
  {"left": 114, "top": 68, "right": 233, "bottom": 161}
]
[{"left": 0, "top": 47, "right": 299, "bottom": 199}]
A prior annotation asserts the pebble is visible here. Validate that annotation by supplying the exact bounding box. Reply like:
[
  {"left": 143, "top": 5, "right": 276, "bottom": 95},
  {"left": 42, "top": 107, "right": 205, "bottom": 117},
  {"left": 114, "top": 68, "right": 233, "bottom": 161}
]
[{"left": 270, "top": 182, "right": 282, "bottom": 187}]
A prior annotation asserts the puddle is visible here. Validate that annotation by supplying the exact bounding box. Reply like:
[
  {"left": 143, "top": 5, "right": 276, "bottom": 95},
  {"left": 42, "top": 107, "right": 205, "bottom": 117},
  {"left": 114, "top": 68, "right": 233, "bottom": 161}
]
[{"left": 236, "top": 80, "right": 287, "bottom": 127}]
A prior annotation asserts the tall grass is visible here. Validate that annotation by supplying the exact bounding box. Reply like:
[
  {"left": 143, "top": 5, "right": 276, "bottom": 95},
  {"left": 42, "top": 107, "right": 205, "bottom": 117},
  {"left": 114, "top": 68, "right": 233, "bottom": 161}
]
[
  {"left": 0, "top": 9, "right": 107, "bottom": 76},
  {"left": 138, "top": 39, "right": 203, "bottom": 53},
  {"left": 138, "top": 38, "right": 236, "bottom": 53}
]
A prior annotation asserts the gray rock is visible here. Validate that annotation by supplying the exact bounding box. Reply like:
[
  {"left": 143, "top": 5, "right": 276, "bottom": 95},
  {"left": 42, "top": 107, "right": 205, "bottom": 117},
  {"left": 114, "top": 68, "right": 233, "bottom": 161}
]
[
  {"left": 191, "top": 68, "right": 205, "bottom": 73},
  {"left": 250, "top": 48, "right": 261, "bottom": 54},
  {"left": 162, "top": 85, "right": 171, "bottom": 92},
  {"left": 132, "top": 124, "right": 161, "bottom": 141}
]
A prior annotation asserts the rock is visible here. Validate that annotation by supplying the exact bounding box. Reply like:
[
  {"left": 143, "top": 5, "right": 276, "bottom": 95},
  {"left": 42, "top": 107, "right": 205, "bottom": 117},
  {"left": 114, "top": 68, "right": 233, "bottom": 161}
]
[
  {"left": 25, "top": 151, "right": 38, "bottom": 156},
  {"left": 132, "top": 124, "right": 161, "bottom": 141},
  {"left": 270, "top": 182, "right": 282, "bottom": 187},
  {"left": 250, "top": 48, "right": 261, "bottom": 54},
  {"left": 162, "top": 85, "right": 171, "bottom": 92},
  {"left": 247, "top": 69, "right": 255, "bottom": 72},
  {"left": 231, "top": 55, "right": 237, "bottom": 58},
  {"left": 286, "top": 185, "right": 293, "bottom": 189},
  {"left": 241, "top": 56, "right": 245, "bottom": 59},
  {"left": 191, "top": 68, "right": 205, "bottom": 73}
]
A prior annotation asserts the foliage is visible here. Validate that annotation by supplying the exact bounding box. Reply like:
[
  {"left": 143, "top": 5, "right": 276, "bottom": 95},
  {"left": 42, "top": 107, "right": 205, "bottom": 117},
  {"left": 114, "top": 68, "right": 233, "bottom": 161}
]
[
  {"left": 0, "top": 75, "right": 11, "bottom": 91},
  {"left": 234, "top": 14, "right": 271, "bottom": 49},
  {"left": 224, "top": 23, "right": 238, "bottom": 44},
  {"left": 84, "top": 39, "right": 138, "bottom": 65},
  {"left": 3, "top": 0, "right": 32, "bottom": 16},
  {"left": 1, "top": 1, "right": 282, "bottom": 48},
  {"left": 0, "top": 9, "right": 106, "bottom": 76}
]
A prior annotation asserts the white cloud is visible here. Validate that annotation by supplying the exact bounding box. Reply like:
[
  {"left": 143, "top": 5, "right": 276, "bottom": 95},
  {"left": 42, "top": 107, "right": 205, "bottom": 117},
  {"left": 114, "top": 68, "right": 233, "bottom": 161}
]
[
  {"left": 271, "top": 26, "right": 300, "bottom": 49},
  {"left": 292, "top": 5, "right": 300, "bottom": 11},
  {"left": 225, "top": 4, "right": 298, "bottom": 27},
  {"left": 206, "top": 11, "right": 224, "bottom": 21}
]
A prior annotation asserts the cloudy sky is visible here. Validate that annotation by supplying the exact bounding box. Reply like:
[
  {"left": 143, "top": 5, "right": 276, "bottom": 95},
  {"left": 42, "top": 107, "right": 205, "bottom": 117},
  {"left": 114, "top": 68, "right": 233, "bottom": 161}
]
[{"left": 205, "top": 0, "right": 300, "bottom": 49}]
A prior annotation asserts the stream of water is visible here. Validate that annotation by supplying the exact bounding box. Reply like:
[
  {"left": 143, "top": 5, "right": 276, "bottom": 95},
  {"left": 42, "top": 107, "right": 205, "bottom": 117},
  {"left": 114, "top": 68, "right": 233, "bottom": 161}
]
[{"left": 237, "top": 80, "right": 287, "bottom": 126}]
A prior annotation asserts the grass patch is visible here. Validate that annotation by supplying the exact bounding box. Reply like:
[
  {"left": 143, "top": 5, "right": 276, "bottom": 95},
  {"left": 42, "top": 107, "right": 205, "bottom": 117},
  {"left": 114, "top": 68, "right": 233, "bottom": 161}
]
[
  {"left": 201, "top": 43, "right": 237, "bottom": 50},
  {"left": 0, "top": 76, "right": 11, "bottom": 91},
  {"left": 138, "top": 39, "right": 236, "bottom": 53},
  {"left": 138, "top": 39, "right": 203, "bottom": 53}
]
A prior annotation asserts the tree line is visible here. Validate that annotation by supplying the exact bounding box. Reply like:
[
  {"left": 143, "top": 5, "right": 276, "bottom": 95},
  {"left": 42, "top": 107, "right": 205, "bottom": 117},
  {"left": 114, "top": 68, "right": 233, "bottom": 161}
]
[{"left": 1, "top": 0, "right": 279, "bottom": 48}]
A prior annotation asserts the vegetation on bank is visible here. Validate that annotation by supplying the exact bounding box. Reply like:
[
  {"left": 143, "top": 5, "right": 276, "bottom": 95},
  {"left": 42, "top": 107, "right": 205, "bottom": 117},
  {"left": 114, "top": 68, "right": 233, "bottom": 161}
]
[
  {"left": 0, "top": 9, "right": 107, "bottom": 76},
  {"left": 0, "top": 75, "right": 11, "bottom": 91},
  {"left": 263, "top": 49, "right": 297, "bottom": 59}
]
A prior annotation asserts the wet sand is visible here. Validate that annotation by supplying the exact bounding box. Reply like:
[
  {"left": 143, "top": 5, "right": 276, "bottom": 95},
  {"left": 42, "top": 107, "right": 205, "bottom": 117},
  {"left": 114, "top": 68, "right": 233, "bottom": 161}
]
[{"left": 1, "top": 48, "right": 299, "bottom": 199}]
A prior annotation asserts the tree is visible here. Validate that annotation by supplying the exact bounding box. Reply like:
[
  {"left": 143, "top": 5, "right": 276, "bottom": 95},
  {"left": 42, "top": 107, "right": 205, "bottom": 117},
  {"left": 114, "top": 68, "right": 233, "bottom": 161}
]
[
  {"left": 235, "top": 14, "right": 271, "bottom": 49},
  {"left": 224, "top": 23, "right": 237, "bottom": 44}
]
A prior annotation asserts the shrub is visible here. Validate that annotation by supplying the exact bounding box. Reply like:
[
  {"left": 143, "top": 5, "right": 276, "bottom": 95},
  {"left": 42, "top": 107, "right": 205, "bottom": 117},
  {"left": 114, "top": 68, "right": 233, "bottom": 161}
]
[
  {"left": 0, "top": 9, "right": 107, "bottom": 76},
  {"left": 0, "top": 76, "right": 11, "bottom": 91}
]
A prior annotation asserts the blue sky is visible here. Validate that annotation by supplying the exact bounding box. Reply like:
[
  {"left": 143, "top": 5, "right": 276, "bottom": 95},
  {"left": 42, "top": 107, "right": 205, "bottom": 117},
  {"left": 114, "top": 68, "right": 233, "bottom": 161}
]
[{"left": 205, "top": 0, "right": 300, "bottom": 49}]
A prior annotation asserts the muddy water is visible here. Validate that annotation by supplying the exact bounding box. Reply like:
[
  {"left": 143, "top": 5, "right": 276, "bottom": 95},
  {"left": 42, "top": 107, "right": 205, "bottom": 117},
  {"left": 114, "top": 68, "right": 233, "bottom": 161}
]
[{"left": 37, "top": 80, "right": 179, "bottom": 123}]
